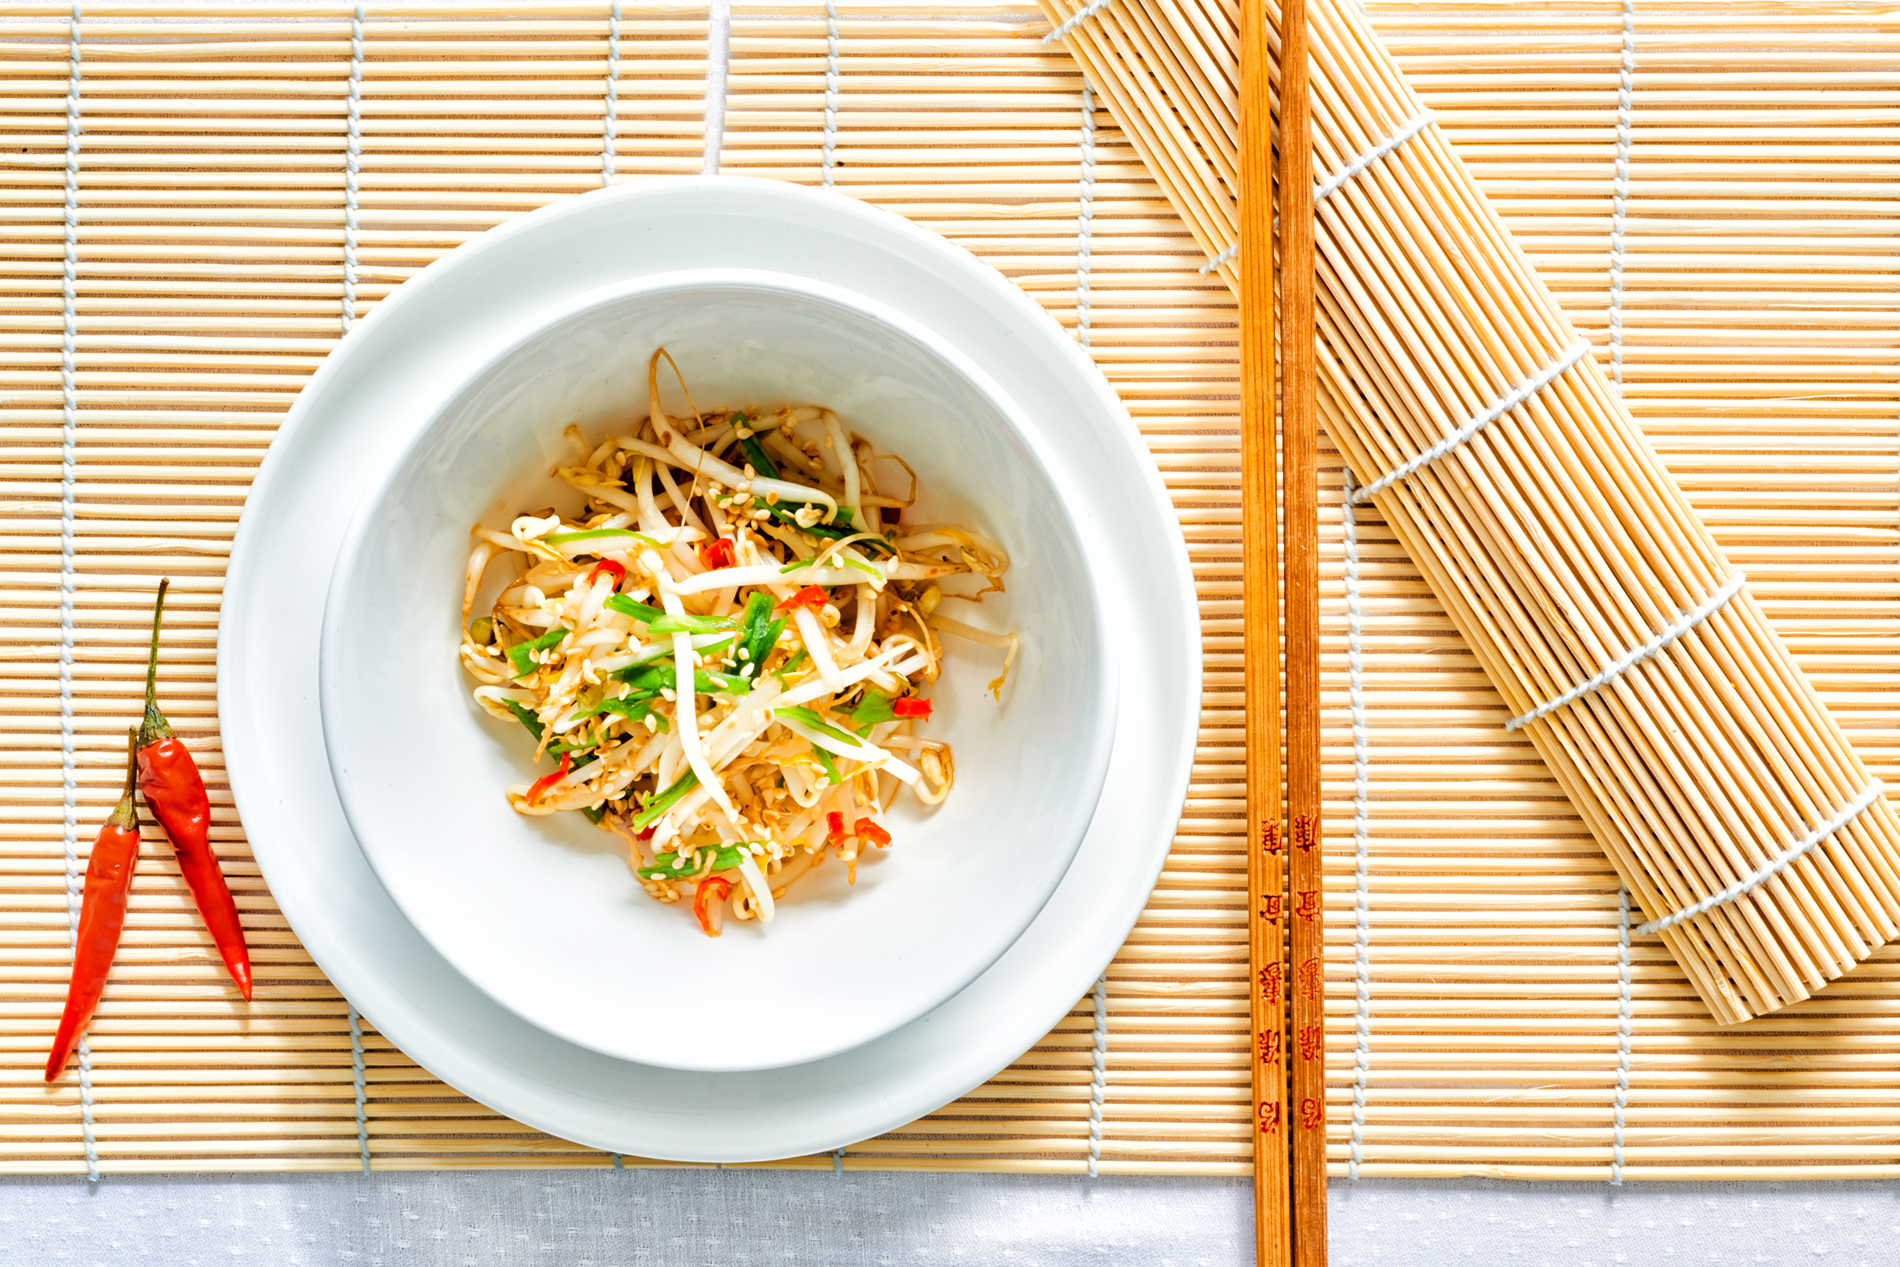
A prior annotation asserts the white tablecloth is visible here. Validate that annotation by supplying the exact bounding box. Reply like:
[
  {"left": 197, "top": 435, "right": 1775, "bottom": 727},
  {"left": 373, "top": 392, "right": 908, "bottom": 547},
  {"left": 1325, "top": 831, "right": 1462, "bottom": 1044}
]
[{"left": 3, "top": 1173, "right": 1893, "bottom": 1265}]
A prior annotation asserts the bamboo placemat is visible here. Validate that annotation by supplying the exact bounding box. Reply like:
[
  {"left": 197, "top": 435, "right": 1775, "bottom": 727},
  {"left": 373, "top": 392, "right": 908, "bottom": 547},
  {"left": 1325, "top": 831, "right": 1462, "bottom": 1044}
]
[{"left": 5, "top": 0, "right": 1898, "bottom": 1180}]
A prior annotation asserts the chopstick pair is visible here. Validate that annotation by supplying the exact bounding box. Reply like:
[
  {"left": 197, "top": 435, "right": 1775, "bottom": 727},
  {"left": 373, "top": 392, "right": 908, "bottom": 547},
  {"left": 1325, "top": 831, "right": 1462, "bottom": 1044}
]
[{"left": 1242, "top": 0, "right": 1326, "bottom": 1264}]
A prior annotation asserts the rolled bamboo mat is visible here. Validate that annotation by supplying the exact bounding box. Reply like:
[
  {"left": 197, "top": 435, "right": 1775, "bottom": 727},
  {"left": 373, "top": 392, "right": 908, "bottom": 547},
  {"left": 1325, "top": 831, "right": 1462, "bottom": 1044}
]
[
  {"left": 1044, "top": 0, "right": 1900, "bottom": 1030},
  {"left": 5, "top": 0, "right": 1900, "bottom": 1180}
]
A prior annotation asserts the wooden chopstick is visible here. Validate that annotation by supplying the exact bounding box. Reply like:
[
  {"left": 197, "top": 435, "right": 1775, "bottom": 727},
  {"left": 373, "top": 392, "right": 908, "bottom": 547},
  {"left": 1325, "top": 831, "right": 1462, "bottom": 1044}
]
[
  {"left": 1278, "top": 0, "right": 1328, "bottom": 1259},
  {"left": 1239, "top": 0, "right": 1290, "bottom": 1263}
]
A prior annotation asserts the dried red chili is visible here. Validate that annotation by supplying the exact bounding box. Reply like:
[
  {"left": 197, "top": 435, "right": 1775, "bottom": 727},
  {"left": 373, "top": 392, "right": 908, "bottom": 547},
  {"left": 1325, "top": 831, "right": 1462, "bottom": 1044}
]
[
  {"left": 45, "top": 728, "right": 142, "bottom": 1082},
  {"left": 137, "top": 580, "right": 252, "bottom": 1001}
]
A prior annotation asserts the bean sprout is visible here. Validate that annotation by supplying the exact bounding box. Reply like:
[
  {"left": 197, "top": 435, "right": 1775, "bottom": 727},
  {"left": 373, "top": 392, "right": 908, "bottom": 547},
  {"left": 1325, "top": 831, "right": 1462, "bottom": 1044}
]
[{"left": 459, "top": 349, "right": 1015, "bottom": 936}]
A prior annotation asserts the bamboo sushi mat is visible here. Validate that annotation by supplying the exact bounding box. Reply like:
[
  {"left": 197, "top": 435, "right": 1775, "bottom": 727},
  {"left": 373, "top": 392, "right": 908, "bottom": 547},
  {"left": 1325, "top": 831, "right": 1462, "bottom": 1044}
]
[{"left": 5, "top": 0, "right": 1899, "bottom": 1180}]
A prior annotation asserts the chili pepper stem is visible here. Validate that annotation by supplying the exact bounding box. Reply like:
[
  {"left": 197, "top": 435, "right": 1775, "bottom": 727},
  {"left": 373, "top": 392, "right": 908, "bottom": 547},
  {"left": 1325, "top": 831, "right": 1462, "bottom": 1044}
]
[
  {"left": 139, "top": 578, "right": 175, "bottom": 746},
  {"left": 109, "top": 726, "right": 138, "bottom": 830}
]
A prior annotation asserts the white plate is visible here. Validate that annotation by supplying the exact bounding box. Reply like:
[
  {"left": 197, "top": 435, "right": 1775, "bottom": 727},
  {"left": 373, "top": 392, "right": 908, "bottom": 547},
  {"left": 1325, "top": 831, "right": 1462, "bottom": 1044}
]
[
  {"left": 319, "top": 267, "right": 1116, "bottom": 1071},
  {"left": 220, "top": 177, "right": 1198, "bottom": 1162}
]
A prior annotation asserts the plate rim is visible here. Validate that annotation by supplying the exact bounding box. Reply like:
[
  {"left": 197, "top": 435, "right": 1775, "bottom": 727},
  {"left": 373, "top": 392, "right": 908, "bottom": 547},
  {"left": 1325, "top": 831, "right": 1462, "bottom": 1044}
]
[{"left": 220, "top": 175, "right": 1202, "bottom": 1162}]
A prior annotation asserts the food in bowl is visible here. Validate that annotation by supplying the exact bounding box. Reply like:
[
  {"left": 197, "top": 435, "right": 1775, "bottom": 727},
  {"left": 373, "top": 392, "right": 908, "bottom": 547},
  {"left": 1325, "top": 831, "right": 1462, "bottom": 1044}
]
[{"left": 459, "top": 351, "right": 1018, "bottom": 936}]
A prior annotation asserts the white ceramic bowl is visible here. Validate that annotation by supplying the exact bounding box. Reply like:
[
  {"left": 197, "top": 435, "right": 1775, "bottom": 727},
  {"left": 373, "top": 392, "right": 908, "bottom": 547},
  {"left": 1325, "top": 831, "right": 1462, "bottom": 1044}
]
[{"left": 317, "top": 267, "right": 1116, "bottom": 1072}]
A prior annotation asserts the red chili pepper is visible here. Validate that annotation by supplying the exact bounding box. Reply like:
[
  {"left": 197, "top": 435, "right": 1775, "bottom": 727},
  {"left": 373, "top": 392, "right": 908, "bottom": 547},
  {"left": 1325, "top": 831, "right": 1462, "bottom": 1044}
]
[
  {"left": 699, "top": 538, "right": 736, "bottom": 571},
  {"left": 826, "top": 810, "right": 847, "bottom": 841},
  {"left": 586, "top": 559, "right": 626, "bottom": 588},
  {"left": 136, "top": 580, "right": 252, "bottom": 1001},
  {"left": 892, "top": 697, "right": 932, "bottom": 720},
  {"left": 526, "top": 751, "right": 572, "bottom": 806},
  {"left": 774, "top": 585, "right": 827, "bottom": 614},
  {"left": 635, "top": 825, "right": 656, "bottom": 842},
  {"left": 46, "top": 728, "right": 142, "bottom": 1082},
  {"left": 693, "top": 876, "right": 731, "bottom": 937},
  {"left": 854, "top": 818, "right": 892, "bottom": 847}
]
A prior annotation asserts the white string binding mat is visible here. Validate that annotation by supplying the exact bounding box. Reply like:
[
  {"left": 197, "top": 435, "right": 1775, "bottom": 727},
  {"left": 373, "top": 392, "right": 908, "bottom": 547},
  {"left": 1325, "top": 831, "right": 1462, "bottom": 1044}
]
[
  {"left": 1609, "top": 0, "right": 1635, "bottom": 392},
  {"left": 348, "top": 1006, "right": 371, "bottom": 1172},
  {"left": 1312, "top": 108, "right": 1435, "bottom": 203},
  {"left": 1199, "top": 107, "right": 1436, "bottom": 275},
  {"left": 703, "top": 0, "right": 730, "bottom": 174},
  {"left": 1195, "top": 241, "right": 1238, "bottom": 277},
  {"left": 341, "top": 9, "right": 373, "bottom": 1175},
  {"left": 820, "top": 0, "right": 839, "bottom": 187},
  {"left": 1076, "top": 81, "right": 1106, "bottom": 1183},
  {"left": 341, "top": 2, "right": 364, "bottom": 336},
  {"left": 1506, "top": 571, "right": 1748, "bottom": 733},
  {"left": 1086, "top": 973, "right": 1108, "bottom": 1177},
  {"left": 1611, "top": 887, "right": 1632, "bottom": 1184},
  {"left": 1349, "top": 337, "right": 1593, "bottom": 505},
  {"left": 1076, "top": 84, "right": 1095, "bottom": 349},
  {"left": 601, "top": 0, "right": 621, "bottom": 184},
  {"left": 57, "top": 0, "right": 99, "bottom": 1186},
  {"left": 1606, "top": 13, "right": 1637, "bottom": 1184},
  {"left": 1041, "top": 0, "right": 1122, "bottom": 46},
  {"left": 1634, "top": 782, "right": 1889, "bottom": 937},
  {"left": 1343, "top": 476, "right": 1372, "bottom": 1181}
]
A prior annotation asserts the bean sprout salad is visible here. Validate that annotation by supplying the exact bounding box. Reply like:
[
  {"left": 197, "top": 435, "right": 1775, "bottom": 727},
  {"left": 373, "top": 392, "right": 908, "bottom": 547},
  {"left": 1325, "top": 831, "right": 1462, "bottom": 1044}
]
[{"left": 460, "top": 350, "right": 1018, "bottom": 937}]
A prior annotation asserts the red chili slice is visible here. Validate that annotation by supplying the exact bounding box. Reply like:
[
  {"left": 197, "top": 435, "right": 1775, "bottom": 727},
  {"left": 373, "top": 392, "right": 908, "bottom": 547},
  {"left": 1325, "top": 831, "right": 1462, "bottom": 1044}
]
[
  {"left": 693, "top": 876, "right": 731, "bottom": 937},
  {"left": 826, "top": 810, "right": 847, "bottom": 841},
  {"left": 699, "top": 538, "right": 737, "bottom": 570},
  {"left": 854, "top": 818, "right": 892, "bottom": 846},
  {"left": 525, "top": 752, "right": 572, "bottom": 806},
  {"left": 587, "top": 559, "right": 627, "bottom": 588},
  {"left": 774, "top": 585, "right": 827, "bottom": 614},
  {"left": 891, "top": 697, "right": 932, "bottom": 720}
]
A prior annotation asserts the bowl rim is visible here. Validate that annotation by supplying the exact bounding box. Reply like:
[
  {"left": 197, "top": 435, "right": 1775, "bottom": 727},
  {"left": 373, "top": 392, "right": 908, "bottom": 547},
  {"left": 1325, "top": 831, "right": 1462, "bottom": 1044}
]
[{"left": 316, "top": 262, "right": 1121, "bottom": 1072}]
